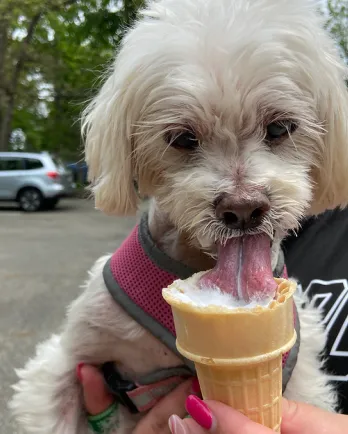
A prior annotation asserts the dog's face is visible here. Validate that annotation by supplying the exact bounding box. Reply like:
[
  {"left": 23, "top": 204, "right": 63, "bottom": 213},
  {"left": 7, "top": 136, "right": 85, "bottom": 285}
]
[{"left": 83, "top": 0, "right": 348, "bottom": 252}]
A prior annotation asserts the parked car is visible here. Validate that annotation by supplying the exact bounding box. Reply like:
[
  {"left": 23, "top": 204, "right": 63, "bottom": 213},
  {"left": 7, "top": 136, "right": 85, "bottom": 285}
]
[{"left": 0, "top": 151, "right": 76, "bottom": 211}]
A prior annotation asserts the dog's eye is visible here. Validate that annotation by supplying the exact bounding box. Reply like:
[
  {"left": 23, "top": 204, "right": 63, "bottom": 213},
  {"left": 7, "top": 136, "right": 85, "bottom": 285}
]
[
  {"left": 265, "top": 121, "right": 297, "bottom": 143},
  {"left": 167, "top": 131, "right": 199, "bottom": 150}
]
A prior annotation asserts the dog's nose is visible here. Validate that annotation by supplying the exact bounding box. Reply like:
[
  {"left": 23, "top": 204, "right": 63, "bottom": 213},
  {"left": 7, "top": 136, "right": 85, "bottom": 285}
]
[{"left": 215, "top": 195, "right": 270, "bottom": 230}]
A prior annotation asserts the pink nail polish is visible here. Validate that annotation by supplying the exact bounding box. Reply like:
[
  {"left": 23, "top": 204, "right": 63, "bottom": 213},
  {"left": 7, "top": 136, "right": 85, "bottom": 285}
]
[
  {"left": 76, "top": 363, "right": 84, "bottom": 382},
  {"left": 191, "top": 377, "right": 201, "bottom": 395},
  {"left": 185, "top": 395, "right": 214, "bottom": 430},
  {"left": 168, "top": 415, "right": 187, "bottom": 434}
]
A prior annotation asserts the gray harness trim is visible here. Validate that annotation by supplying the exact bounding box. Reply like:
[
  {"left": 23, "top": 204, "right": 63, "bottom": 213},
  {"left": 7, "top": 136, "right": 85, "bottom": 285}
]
[
  {"left": 138, "top": 366, "right": 193, "bottom": 385},
  {"left": 138, "top": 213, "right": 195, "bottom": 278},
  {"left": 103, "top": 259, "right": 196, "bottom": 373},
  {"left": 103, "top": 213, "right": 299, "bottom": 389}
]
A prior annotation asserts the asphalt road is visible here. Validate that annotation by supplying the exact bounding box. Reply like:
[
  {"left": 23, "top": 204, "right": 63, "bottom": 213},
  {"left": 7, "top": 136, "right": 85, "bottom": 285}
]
[{"left": 0, "top": 198, "right": 144, "bottom": 433}]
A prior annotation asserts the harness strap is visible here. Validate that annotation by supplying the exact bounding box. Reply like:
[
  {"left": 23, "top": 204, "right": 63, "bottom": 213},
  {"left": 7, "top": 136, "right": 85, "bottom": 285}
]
[
  {"left": 102, "top": 362, "right": 192, "bottom": 414},
  {"left": 127, "top": 376, "right": 186, "bottom": 412}
]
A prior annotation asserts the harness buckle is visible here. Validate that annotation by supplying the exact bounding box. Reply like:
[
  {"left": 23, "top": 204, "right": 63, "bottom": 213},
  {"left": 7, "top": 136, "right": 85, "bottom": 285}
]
[{"left": 101, "top": 362, "right": 139, "bottom": 414}]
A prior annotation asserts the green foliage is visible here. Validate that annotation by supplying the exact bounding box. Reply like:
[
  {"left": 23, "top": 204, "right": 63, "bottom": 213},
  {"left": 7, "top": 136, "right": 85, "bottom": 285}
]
[
  {"left": 1, "top": 0, "right": 144, "bottom": 155},
  {"left": 326, "top": 0, "right": 348, "bottom": 64},
  {"left": 0, "top": 0, "right": 346, "bottom": 156}
]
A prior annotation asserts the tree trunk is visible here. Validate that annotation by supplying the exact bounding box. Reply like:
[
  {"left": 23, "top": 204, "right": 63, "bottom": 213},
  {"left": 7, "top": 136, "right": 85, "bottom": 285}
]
[
  {"left": 0, "top": 95, "right": 16, "bottom": 151},
  {"left": 0, "top": 19, "right": 9, "bottom": 151},
  {"left": 0, "top": 11, "right": 42, "bottom": 151},
  {"left": 0, "top": 20, "right": 8, "bottom": 84},
  {"left": 0, "top": 0, "right": 79, "bottom": 151}
]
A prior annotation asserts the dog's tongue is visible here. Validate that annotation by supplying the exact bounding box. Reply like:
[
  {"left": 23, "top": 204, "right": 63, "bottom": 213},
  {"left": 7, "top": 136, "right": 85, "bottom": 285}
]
[{"left": 199, "top": 234, "right": 277, "bottom": 303}]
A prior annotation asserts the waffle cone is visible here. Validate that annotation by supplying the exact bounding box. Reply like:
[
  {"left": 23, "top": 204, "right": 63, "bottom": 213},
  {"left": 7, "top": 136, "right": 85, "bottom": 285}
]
[{"left": 163, "top": 278, "right": 297, "bottom": 432}]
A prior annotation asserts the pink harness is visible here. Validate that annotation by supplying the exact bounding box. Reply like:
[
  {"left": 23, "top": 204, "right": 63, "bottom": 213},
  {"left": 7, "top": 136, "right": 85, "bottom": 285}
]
[
  {"left": 102, "top": 215, "right": 299, "bottom": 413},
  {"left": 110, "top": 225, "right": 177, "bottom": 336}
]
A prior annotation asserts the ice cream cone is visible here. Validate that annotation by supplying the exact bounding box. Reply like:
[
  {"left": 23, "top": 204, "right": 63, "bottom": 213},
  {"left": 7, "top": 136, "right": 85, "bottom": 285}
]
[{"left": 163, "top": 278, "right": 297, "bottom": 432}]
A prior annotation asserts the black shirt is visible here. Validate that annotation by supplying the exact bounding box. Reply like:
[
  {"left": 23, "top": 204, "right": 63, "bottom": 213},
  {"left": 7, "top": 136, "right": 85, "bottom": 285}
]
[{"left": 283, "top": 208, "right": 348, "bottom": 414}]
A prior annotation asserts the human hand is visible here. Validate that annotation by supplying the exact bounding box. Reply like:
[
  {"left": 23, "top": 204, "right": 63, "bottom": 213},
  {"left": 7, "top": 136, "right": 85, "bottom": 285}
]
[
  {"left": 169, "top": 395, "right": 347, "bottom": 434},
  {"left": 77, "top": 364, "right": 197, "bottom": 433}
]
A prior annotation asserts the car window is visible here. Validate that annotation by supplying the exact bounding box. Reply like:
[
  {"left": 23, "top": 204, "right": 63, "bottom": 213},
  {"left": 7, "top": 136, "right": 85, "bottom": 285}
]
[
  {"left": 0, "top": 158, "right": 24, "bottom": 171},
  {"left": 24, "top": 158, "right": 44, "bottom": 170},
  {"left": 51, "top": 156, "right": 65, "bottom": 170}
]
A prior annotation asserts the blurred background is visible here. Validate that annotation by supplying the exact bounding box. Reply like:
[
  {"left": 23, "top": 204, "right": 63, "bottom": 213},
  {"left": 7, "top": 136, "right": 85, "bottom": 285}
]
[
  {"left": 0, "top": 0, "right": 144, "bottom": 156},
  {"left": 0, "top": 0, "right": 346, "bottom": 432},
  {"left": 0, "top": 0, "right": 347, "bottom": 168},
  {"left": 0, "top": 0, "right": 346, "bottom": 157}
]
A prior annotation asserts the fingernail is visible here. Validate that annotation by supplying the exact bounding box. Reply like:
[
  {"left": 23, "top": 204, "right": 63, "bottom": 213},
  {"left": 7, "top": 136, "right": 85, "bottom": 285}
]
[
  {"left": 185, "top": 395, "right": 214, "bottom": 430},
  {"left": 191, "top": 377, "right": 201, "bottom": 395},
  {"left": 76, "top": 363, "right": 84, "bottom": 382},
  {"left": 168, "top": 414, "right": 187, "bottom": 434}
]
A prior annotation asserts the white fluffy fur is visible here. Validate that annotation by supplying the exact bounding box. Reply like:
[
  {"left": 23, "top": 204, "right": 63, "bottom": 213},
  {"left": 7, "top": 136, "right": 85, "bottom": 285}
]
[
  {"left": 284, "top": 292, "right": 338, "bottom": 410},
  {"left": 10, "top": 0, "right": 348, "bottom": 432},
  {"left": 11, "top": 256, "right": 181, "bottom": 433}
]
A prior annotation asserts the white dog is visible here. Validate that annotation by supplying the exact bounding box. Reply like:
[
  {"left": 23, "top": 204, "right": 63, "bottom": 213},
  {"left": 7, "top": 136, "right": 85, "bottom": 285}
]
[{"left": 10, "top": 0, "right": 348, "bottom": 432}]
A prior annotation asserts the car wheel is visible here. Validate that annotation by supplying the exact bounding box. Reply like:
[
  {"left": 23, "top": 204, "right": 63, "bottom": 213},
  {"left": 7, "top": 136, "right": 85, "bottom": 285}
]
[
  {"left": 18, "top": 188, "right": 43, "bottom": 212},
  {"left": 44, "top": 197, "right": 59, "bottom": 210}
]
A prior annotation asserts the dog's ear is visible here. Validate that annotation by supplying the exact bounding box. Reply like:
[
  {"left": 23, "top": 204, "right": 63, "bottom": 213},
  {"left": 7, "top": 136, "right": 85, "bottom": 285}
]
[
  {"left": 310, "top": 65, "right": 348, "bottom": 215},
  {"left": 82, "top": 59, "right": 139, "bottom": 216}
]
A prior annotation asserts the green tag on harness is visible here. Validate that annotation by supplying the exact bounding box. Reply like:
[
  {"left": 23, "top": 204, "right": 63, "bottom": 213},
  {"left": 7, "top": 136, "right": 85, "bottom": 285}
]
[{"left": 88, "top": 402, "right": 119, "bottom": 433}]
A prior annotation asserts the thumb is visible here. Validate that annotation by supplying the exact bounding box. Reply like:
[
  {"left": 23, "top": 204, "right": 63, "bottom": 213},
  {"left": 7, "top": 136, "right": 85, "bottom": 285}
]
[
  {"left": 77, "top": 364, "right": 114, "bottom": 415},
  {"left": 281, "top": 398, "right": 347, "bottom": 434}
]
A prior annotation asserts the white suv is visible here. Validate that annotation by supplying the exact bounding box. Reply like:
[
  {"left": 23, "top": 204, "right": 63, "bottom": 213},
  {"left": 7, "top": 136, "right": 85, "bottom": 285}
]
[{"left": 0, "top": 152, "right": 76, "bottom": 211}]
